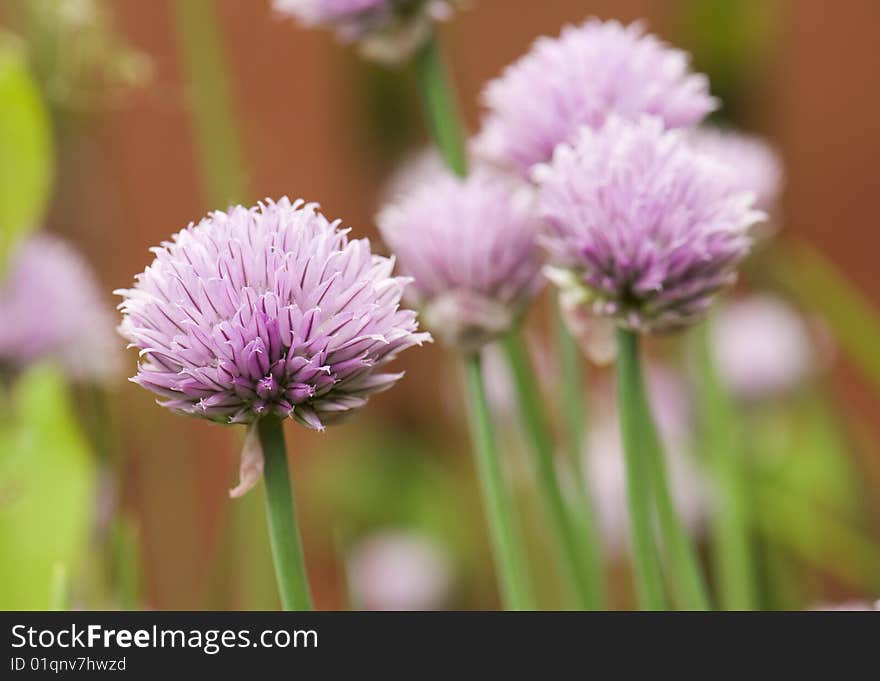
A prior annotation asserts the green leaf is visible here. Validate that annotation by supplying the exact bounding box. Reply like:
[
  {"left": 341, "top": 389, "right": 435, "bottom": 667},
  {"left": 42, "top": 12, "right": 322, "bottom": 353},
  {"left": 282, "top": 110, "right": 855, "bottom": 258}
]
[
  {"left": 0, "top": 31, "right": 54, "bottom": 272},
  {"left": 0, "top": 364, "right": 95, "bottom": 609},
  {"left": 769, "top": 240, "right": 880, "bottom": 393}
]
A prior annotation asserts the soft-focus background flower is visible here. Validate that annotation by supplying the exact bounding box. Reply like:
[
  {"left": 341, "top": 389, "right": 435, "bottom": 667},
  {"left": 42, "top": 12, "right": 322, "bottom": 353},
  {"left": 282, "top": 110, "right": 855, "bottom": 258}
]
[{"left": 1, "top": 0, "right": 879, "bottom": 611}]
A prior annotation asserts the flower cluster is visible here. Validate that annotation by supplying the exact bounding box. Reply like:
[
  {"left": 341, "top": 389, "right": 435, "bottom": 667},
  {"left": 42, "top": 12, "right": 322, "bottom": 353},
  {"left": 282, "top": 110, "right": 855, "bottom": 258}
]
[
  {"left": 117, "top": 197, "right": 429, "bottom": 431},
  {"left": 536, "top": 115, "right": 763, "bottom": 333},
  {"left": 476, "top": 19, "right": 717, "bottom": 176},
  {"left": 273, "top": 0, "right": 457, "bottom": 63},
  {"left": 0, "top": 234, "right": 119, "bottom": 383},
  {"left": 377, "top": 169, "right": 543, "bottom": 351}
]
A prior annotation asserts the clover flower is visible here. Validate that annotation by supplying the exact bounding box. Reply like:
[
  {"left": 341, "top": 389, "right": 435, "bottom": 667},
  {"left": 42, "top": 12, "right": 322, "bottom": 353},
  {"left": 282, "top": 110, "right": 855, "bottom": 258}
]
[
  {"left": 273, "top": 0, "right": 457, "bottom": 64},
  {"left": 476, "top": 18, "right": 717, "bottom": 176},
  {"left": 117, "top": 197, "right": 428, "bottom": 435},
  {"left": 0, "top": 234, "right": 120, "bottom": 383},
  {"left": 377, "top": 169, "right": 543, "bottom": 351},
  {"left": 536, "top": 115, "right": 763, "bottom": 333},
  {"left": 711, "top": 295, "right": 814, "bottom": 400}
]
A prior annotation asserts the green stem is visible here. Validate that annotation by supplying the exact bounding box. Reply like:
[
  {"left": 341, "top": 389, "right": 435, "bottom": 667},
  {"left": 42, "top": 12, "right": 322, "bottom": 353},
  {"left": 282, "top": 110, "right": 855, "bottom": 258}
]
[
  {"left": 110, "top": 515, "right": 142, "bottom": 610},
  {"left": 694, "top": 321, "right": 756, "bottom": 610},
  {"left": 413, "top": 32, "right": 468, "bottom": 177},
  {"left": 49, "top": 563, "right": 69, "bottom": 611},
  {"left": 643, "top": 419, "right": 713, "bottom": 611},
  {"left": 552, "top": 299, "right": 605, "bottom": 607},
  {"left": 463, "top": 354, "right": 535, "bottom": 610},
  {"left": 615, "top": 329, "right": 667, "bottom": 610},
  {"left": 618, "top": 329, "right": 711, "bottom": 610},
  {"left": 172, "top": 0, "right": 249, "bottom": 206},
  {"left": 258, "top": 417, "right": 313, "bottom": 611},
  {"left": 502, "top": 331, "right": 601, "bottom": 609}
]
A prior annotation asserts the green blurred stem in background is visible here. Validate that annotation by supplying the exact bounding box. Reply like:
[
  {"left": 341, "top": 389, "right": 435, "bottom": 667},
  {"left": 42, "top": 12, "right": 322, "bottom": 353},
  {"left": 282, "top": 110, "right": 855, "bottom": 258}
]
[
  {"left": 414, "top": 29, "right": 603, "bottom": 609},
  {"left": 49, "top": 563, "right": 69, "bottom": 611},
  {"left": 552, "top": 300, "right": 605, "bottom": 606},
  {"left": 172, "top": 0, "right": 248, "bottom": 206},
  {"left": 502, "top": 331, "right": 602, "bottom": 609},
  {"left": 618, "top": 328, "right": 713, "bottom": 610},
  {"left": 413, "top": 32, "right": 468, "bottom": 177},
  {"left": 770, "top": 240, "right": 880, "bottom": 394},
  {"left": 693, "top": 321, "right": 756, "bottom": 610},
  {"left": 462, "top": 354, "right": 535, "bottom": 610},
  {"left": 615, "top": 329, "right": 667, "bottom": 610},
  {"left": 258, "top": 417, "right": 314, "bottom": 611}
]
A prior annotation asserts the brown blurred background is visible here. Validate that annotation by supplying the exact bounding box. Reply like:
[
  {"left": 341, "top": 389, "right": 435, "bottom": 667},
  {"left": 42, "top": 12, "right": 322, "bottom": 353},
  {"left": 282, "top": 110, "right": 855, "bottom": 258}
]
[{"left": 9, "top": 0, "right": 879, "bottom": 608}]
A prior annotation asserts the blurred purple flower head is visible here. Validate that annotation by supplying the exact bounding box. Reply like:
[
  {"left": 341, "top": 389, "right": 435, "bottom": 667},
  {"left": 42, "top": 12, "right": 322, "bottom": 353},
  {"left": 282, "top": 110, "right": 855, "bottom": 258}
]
[
  {"left": 811, "top": 599, "right": 880, "bottom": 611},
  {"left": 273, "top": 0, "right": 457, "bottom": 64},
  {"left": 116, "top": 197, "right": 429, "bottom": 433},
  {"left": 377, "top": 168, "right": 543, "bottom": 351},
  {"left": 380, "top": 148, "right": 450, "bottom": 205},
  {"left": 711, "top": 295, "right": 814, "bottom": 400},
  {"left": 0, "top": 234, "right": 120, "bottom": 383},
  {"left": 476, "top": 18, "right": 717, "bottom": 177},
  {"left": 348, "top": 530, "right": 452, "bottom": 610},
  {"left": 536, "top": 115, "right": 763, "bottom": 333},
  {"left": 584, "top": 368, "right": 706, "bottom": 556},
  {"left": 689, "top": 127, "right": 785, "bottom": 218}
]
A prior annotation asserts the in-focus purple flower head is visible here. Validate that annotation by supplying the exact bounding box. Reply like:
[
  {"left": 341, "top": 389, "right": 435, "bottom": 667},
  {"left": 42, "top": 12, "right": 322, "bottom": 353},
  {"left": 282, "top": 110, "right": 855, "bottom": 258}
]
[
  {"left": 476, "top": 18, "right": 717, "bottom": 177},
  {"left": 689, "top": 126, "right": 785, "bottom": 218},
  {"left": 116, "top": 197, "right": 429, "bottom": 434},
  {"left": 273, "top": 0, "right": 458, "bottom": 64},
  {"left": 377, "top": 167, "right": 544, "bottom": 352},
  {"left": 0, "top": 233, "right": 120, "bottom": 383},
  {"left": 536, "top": 115, "right": 764, "bottom": 333}
]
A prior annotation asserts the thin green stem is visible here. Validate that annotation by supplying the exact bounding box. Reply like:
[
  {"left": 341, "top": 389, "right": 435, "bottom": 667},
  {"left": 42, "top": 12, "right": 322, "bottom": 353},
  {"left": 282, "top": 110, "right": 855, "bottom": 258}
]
[
  {"left": 552, "top": 300, "right": 605, "bottom": 607},
  {"left": 172, "top": 0, "right": 249, "bottom": 206},
  {"left": 643, "top": 418, "right": 713, "bottom": 611},
  {"left": 258, "top": 417, "right": 313, "bottom": 611},
  {"left": 694, "top": 321, "right": 756, "bottom": 610},
  {"left": 501, "top": 331, "right": 600, "bottom": 609},
  {"left": 615, "top": 329, "right": 667, "bottom": 610},
  {"left": 618, "top": 329, "right": 711, "bottom": 610},
  {"left": 413, "top": 32, "right": 468, "bottom": 177},
  {"left": 49, "top": 563, "right": 69, "bottom": 611},
  {"left": 110, "top": 515, "right": 142, "bottom": 610},
  {"left": 463, "top": 354, "right": 535, "bottom": 610}
]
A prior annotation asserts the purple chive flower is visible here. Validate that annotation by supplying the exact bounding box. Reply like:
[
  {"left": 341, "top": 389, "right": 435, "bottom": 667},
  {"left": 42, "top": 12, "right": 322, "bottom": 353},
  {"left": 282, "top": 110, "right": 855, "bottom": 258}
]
[
  {"left": 535, "top": 115, "right": 764, "bottom": 333},
  {"left": 377, "top": 168, "right": 543, "bottom": 351},
  {"left": 711, "top": 295, "right": 814, "bottom": 401},
  {"left": 0, "top": 234, "right": 120, "bottom": 383},
  {"left": 476, "top": 18, "right": 717, "bottom": 177},
  {"left": 689, "top": 127, "right": 784, "bottom": 216},
  {"left": 116, "top": 197, "right": 429, "bottom": 434},
  {"left": 273, "top": 0, "right": 457, "bottom": 63}
]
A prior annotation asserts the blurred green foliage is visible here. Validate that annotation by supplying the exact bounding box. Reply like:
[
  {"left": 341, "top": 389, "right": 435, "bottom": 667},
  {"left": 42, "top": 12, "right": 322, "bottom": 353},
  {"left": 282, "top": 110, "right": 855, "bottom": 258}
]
[
  {"left": 0, "top": 364, "right": 95, "bottom": 609},
  {"left": 0, "top": 31, "right": 53, "bottom": 273},
  {"left": 770, "top": 241, "right": 880, "bottom": 395},
  {"left": 12, "top": 0, "right": 152, "bottom": 111},
  {"left": 679, "top": 0, "right": 779, "bottom": 122}
]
